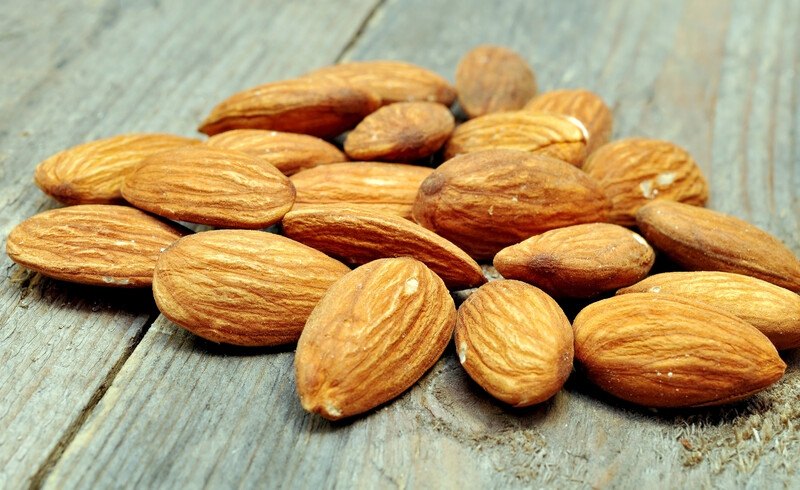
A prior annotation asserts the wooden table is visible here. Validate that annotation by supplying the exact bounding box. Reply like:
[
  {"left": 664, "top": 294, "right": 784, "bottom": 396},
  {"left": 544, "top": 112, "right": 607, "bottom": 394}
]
[{"left": 2, "top": 0, "right": 799, "bottom": 488}]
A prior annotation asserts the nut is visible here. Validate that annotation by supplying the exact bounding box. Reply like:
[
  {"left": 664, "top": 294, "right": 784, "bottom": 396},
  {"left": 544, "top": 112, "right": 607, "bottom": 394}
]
[{"left": 524, "top": 89, "right": 612, "bottom": 156}]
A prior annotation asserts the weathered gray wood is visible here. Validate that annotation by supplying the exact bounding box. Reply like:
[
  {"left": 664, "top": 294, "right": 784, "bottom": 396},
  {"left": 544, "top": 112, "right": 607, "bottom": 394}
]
[{"left": 0, "top": 0, "right": 380, "bottom": 487}]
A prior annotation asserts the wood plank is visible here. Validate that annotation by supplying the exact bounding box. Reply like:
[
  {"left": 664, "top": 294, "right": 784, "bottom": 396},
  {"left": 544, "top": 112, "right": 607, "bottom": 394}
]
[
  {"left": 45, "top": 0, "right": 800, "bottom": 488},
  {"left": 0, "top": 0, "right": 380, "bottom": 487}
]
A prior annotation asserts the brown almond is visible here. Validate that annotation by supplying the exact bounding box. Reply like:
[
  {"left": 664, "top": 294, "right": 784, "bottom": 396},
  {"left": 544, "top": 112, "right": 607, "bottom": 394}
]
[
  {"left": 121, "top": 146, "right": 295, "bottom": 229},
  {"left": 412, "top": 149, "right": 612, "bottom": 260},
  {"left": 524, "top": 89, "right": 612, "bottom": 155},
  {"left": 494, "top": 223, "right": 655, "bottom": 298},
  {"left": 198, "top": 76, "right": 380, "bottom": 138},
  {"left": 282, "top": 206, "right": 485, "bottom": 290},
  {"left": 636, "top": 200, "right": 800, "bottom": 293},
  {"left": 305, "top": 60, "right": 456, "bottom": 106},
  {"left": 205, "top": 129, "right": 346, "bottom": 175},
  {"left": 6, "top": 204, "right": 188, "bottom": 287},
  {"left": 573, "top": 293, "right": 786, "bottom": 407},
  {"left": 295, "top": 258, "right": 456, "bottom": 420},
  {"left": 344, "top": 102, "right": 454, "bottom": 162},
  {"left": 454, "top": 280, "right": 573, "bottom": 407},
  {"left": 290, "top": 161, "right": 432, "bottom": 219},
  {"left": 583, "top": 138, "right": 709, "bottom": 225},
  {"left": 34, "top": 133, "right": 200, "bottom": 205},
  {"left": 152, "top": 230, "right": 350, "bottom": 346},
  {"left": 617, "top": 272, "right": 800, "bottom": 350}
]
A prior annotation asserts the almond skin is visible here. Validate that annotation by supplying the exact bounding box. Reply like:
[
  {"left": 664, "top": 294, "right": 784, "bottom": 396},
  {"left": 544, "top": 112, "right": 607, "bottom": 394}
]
[
  {"left": 524, "top": 89, "right": 612, "bottom": 155},
  {"left": 444, "top": 111, "right": 589, "bottom": 165},
  {"left": 583, "top": 138, "right": 709, "bottom": 225},
  {"left": 454, "top": 280, "right": 573, "bottom": 407},
  {"left": 121, "top": 146, "right": 295, "bottom": 229},
  {"left": 455, "top": 45, "right": 537, "bottom": 118},
  {"left": 573, "top": 293, "right": 786, "bottom": 408},
  {"left": 494, "top": 223, "right": 655, "bottom": 298},
  {"left": 282, "top": 206, "right": 485, "bottom": 290},
  {"left": 34, "top": 133, "right": 200, "bottom": 205},
  {"left": 152, "top": 230, "right": 350, "bottom": 346},
  {"left": 344, "top": 102, "right": 455, "bottom": 162},
  {"left": 290, "top": 161, "right": 432, "bottom": 219},
  {"left": 295, "top": 258, "right": 456, "bottom": 420},
  {"left": 636, "top": 200, "right": 800, "bottom": 293},
  {"left": 412, "top": 149, "right": 612, "bottom": 260},
  {"left": 6, "top": 204, "right": 188, "bottom": 287},
  {"left": 305, "top": 60, "right": 456, "bottom": 106},
  {"left": 205, "top": 129, "right": 346, "bottom": 175},
  {"left": 617, "top": 272, "right": 800, "bottom": 350},
  {"left": 198, "top": 76, "right": 380, "bottom": 138}
]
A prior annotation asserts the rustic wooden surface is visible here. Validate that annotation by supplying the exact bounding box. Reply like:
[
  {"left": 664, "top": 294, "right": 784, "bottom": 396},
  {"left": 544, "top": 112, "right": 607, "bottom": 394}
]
[{"left": 2, "top": 0, "right": 799, "bottom": 488}]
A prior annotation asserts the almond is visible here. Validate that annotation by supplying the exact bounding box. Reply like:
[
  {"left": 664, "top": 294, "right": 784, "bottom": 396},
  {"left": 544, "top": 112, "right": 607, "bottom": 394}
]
[
  {"left": 617, "top": 272, "right": 800, "bottom": 350},
  {"left": 412, "top": 149, "right": 611, "bottom": 260},
  {"left": 34, "top": 133, "right": 200, "bottom": 205},
  {"left": 305, "top": 60, "right": 456, "bottom": 106},
  {"left": 152, "top": 230, "right": 350, "bottom": 346},
  {"left": 295, "top": 258, "right": 456, "bottom": 420},
  {"left": 573, "top": 293, "right": 786, "bottom": 407},
  {"left": 6, "top": 204, "right": 188, "bottom": 287},
  {"left": 494, "top": 223, "right": 654, "bottom": 298},
  {"left": 636, "top": 200, "right": 800, "bottom": 293},
  {"left": 282, "top": 206, "right": 485, "bottom": 290},
  {"left": 205, "top": 129, "right": 346, "bottom": 175},
  {"left": 343, "top": 102, "right": 454, "bottom": 162},
  {"left": 524, "top": 89, "right": 612, "bottom": 155},
  {"left": 121, "top": 146, "right": 295, "bottom": 229},
  {"left": 455, "top": 45, "right": 537, "bottom": 118},
  {"left": 290, "top": 161, "right": 432, "bottom": 219},
  {"left": 583, "top": 138, "right": 708, "bottom": 225},
  {"left": 454, "top": 280, "right": 573, "bottom": 407},
  {"left": 198, "top": 76, "right": 380, "bottom": 138}
]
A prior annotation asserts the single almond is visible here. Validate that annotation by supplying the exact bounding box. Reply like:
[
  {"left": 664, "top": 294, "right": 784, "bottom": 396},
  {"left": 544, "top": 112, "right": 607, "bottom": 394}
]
[
  {"left": 122, "top": 146, "right": 295, "bottom": 229},
  {"left": 198, "top": 76, "right": 380, "bottom": 138},
  {"left": 305, "top": 60, "right": 456, "bottom": 106},
  {"left": 290, "top": 161, "right": 432, "bottom": 219},
  {"left": 344, "top": 102, "right": 454, "bottom": 162},
  {"left": 205, "top": 129, "right": 346, "bottom": 175},
  {"left": 412, "top": 149, "right": 611, "bottom": 260},
  {"left": 636, "top": 200, "right": 800, "bottom": 293},
  {"left": 524, "top": 89, "right": 612, "bottom": 155},
  {"left": 617, "top": 272, "right": 800, "bottom": 350},
  {"left": 583, "top": 138, "right": 709, "bottom": 225},
  {"left": 494, "top": 223, "right": 655, "bottom": 298},
  {"left": 295, "top": 258, "right": 456, "bottom": 420},
  {"left": 454, "top": 280, "right": 573, "bottom": 407},
  {"left": 455, "top": 44, "right": 537, "bottom": 118},
  {"left": 152, "top": 230, "right": 350, "bottom": 346},
  {"left": 282, "top": 206, "right": 485, "bottom": 290},
  {"left": 34, "top": 133, "right": 200, "bottom": 205},
  {"left": 573, "top": 293, "right": 786, "bottom": 407},
  {"left": 6, "top": 204, "right": 188, "bottom": 287}
]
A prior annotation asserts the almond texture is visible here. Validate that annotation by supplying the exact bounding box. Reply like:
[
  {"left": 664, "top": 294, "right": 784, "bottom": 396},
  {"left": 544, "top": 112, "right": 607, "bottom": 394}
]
[
  {"left": 6, "top": 204, "right": 188, "bottom": 287},
  {"left": 152, "top": 230, "right": 350, "bottom": 346},
  {"left": 344, "top": 102, "right": 454, "bottom": 161},
  {"left": 205, "top": 129, "right": 346, "bottom": 175},
  {"left": 573, "top": 293, "right": 786, "bottom": 407},
  {"left": 494, "top": 223, "right": 655, "bottom": 298},
  {"left": 524, "top": 89, "right": 612, "bottom": 155},
  {"left": 295, "top": 258, "right": 456, "bottom": 420},
  {"left": 412, "top": 149, "right": 611, "bottom": 260},
  {"left": 583, "top": 138, "right": 708, "bottom": 225},
  {"left": 34, "top": 133, "right": 199, "bottom": 205},
  {"left": 454, "top": 280, "right": 573, "bottom": 407},
  {"left": 282, "top": 206, "right": 485, "bottom": 290},
  {"left": 636, "top": 200, "right": 800, "bottom": 293},
  {"left": 122, "top": 146, "right": 295, "bottom": 228}
]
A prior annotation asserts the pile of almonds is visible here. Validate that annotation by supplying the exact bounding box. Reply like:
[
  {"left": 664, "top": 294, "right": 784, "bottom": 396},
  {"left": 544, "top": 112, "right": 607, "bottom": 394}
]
[{"left": 7, "top": 45, "right": 800, "bottom": 421}]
